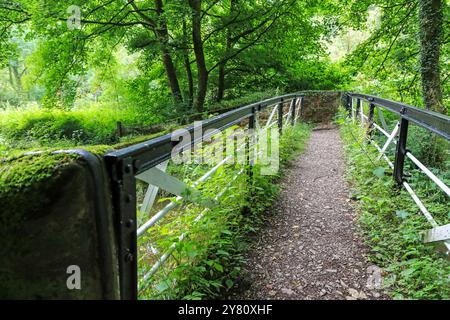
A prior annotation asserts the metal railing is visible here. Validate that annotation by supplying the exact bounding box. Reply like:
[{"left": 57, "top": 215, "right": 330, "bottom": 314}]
[
  {"left": 105, "top": 93, "right": 304, "bottom": 300},
  {"left": 103, "top": 91, "right": 448, "bottom": 300},
  {"left": 344, "top": 93, "right": 450, "bottom": 255}
]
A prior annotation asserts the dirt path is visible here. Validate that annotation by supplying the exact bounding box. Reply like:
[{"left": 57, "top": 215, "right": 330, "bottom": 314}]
[{"left": 229, "top": 128, "right": 388, "bottom": 300}]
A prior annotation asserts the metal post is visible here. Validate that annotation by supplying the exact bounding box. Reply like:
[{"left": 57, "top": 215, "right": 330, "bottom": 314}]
[
  {"left": 355, "top": 99, "right": 361, "bottom": 120},
  {"left": 109, "top": 157, "right": 138, "bottom": 300},
  {"left": 243, "top": 108, "right": 257, "bottom": 216},
  {"left": 367, "top": 102, "right": 375, "bottom": 137},
  {"left": 290, "top": 98, "right": 296, "bottom": 126},
  {"left": 393, "top": 114, "right": 409, "bottom": 185},
  {"left": 299, "top": 97, "right": 304, "bottom": 118},
  {"left": 360, "top": 101, "right": 365, "bottom": 125},
  {"left": 346, "top": 93, "right": 352, "bottom": 116},
  {"left": 247, "top": 108, "right": 256, "bottom": 178},
  {"left": 117, "top": 121, "right": 124, "bottom": 137},
  {"left": 350, "top": 98, "right": 355, "bottom": 123},
  {"left": 277, "top": 100, "right": 283, "bottom": 135}
]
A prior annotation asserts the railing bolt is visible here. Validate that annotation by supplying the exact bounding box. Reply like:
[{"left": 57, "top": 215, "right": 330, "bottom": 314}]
[
  {"left": 126, "top": 219, "right": 134, "bottom": 228},
  {"left": 133, "top": 160, "right": 141, "bottom": 172},
  {"left": 125, "top": 253, "right": 134, "bottom": 262},
  {"left": 124, "top": 164, "right": 133, "bottom": 174}
]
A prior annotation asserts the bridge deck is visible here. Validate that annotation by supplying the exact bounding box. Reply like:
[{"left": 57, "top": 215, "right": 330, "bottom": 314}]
[{"left": 229, "top": 128, "right": 390, "bottom": 300}]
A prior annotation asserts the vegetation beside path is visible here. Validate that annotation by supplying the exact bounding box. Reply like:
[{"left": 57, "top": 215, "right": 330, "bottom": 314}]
[
  {"left": 138, "top": 123, "right": 312, "bottom": 299},
  {"left": 339, "top": 116, "right": 450, "bottom": 300}
]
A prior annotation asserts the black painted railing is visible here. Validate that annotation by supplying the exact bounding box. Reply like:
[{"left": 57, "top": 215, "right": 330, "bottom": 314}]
[
  {"left": 344, "top": 92, "right": 450, "bottom": 258},
  {"left": 105, "top": 93, "right": 305, "bottom": 299}
]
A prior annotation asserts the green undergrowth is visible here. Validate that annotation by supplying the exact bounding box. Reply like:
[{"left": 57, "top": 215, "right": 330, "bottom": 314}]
[
  {"left": 0, "top": 104, "right": 159, "bottom": 149},
  {"left": 0, "top": 90, "right": 282, "bottom": 157},
  {"left": 0, "top": 116, "right": 180, "bottom": 159},
  {"left": 137, "top": 123, "right": 311, "bottom": 300},
  {"left": 338, "top": 114, "right": 449, "bottom": 300}
]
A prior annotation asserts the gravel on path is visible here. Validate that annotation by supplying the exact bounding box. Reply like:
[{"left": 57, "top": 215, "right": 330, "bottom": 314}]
[{"left": 229, "top": 128, "right": 389, "bottom": 300}]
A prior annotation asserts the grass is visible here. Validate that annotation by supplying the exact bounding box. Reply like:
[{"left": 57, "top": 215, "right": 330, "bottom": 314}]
[
  {"left": 0, "top": 102, "right": 161, "bottom": 153},
  {"left": 338, "top": 113, "right": 450, "bottom": 300},
  {"left": 0, "top": 90, "right": 284, "bottom": 158}
]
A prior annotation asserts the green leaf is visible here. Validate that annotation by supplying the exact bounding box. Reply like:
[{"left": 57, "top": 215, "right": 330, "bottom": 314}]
[
  {"left": 400, "top": 268, "right": 416, "bottom": 277},
  {"left": 155, "top": 281, "right": 169, "bottom": 293},
  {"left": 395, "top": 210, "right": 409, "bottom": 219},
  {"left": 225, "top": 279, "right": 234, "bottom": 289},
  {"left": 213, "top": 263, "right": 224, "bottom": 272},
  {"left": 187, "top": 250, "right": 198, "bottom": 258},
  {"left": 373, "top": 167, "right": 385, "bottom": 178},
  {"left": 217, "top": 249, "right": 230, "bottom": 256}
]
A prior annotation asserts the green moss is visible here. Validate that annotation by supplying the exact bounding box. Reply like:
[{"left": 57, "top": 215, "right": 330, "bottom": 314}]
[
  {"left": 0, "top": 152, "right": 80, "bottom": 230},
  {"left": 81, "top": 145, "right": 114, "bottom": 155},
  {"left": 0, "top": 152, "right": 79, "bottom": 193},
  {"left": 112, "top": 128, "right": 174, "bottom": 150},
  {"left": 0, "top": 123, "right": 180, "bottom": 220}
]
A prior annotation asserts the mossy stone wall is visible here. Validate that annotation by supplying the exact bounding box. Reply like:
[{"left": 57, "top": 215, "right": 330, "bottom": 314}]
[
  {"left": 0, "top": 153, "right": 119, "bottom": 299},
  {"left": 300, "top": 91, "right": 342, "bottom": 124}
]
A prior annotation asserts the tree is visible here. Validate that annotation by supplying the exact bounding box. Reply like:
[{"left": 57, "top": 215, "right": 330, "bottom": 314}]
[
  {"left": 418, "top": 0, "right": 444, "bottom": 113},
  {"left": 341, "top": 0, "right": 448, "bottom": 113},
  {"left": 0, "top": 0, "right": 341, "bottom": 112},
  {"left": 216, "top": 0, "right": 237, "bottom": 102},
  {"left": 188, "top": 0, "right": 208, "bottom": 112}
]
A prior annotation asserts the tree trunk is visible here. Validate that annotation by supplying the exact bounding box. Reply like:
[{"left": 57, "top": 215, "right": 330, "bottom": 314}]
[
  {"left": 418, "top": 0, "right": 446, "bottom": 168},
  {"left": 182, "top": 18, "right": 194, "bottom": 106},
  {"left": 184, "top": 55, "right": 194, "bottom": 106},
  {"left": 419, "top": 0, "right": 444, "bottom": 113},
  {"left": 8, "top": 65, "right": 15, "bottom": 89},
  {"left": 161, "top": 47, "right": 183, "bottom": 104},
  {"left": 216, "top": 0, "right": 237, "bottom": 102},
  {"left": 189, "top": 0, "right": 208, "bottom": 113},
  {"left": 217, "top": 64, "right": 226, "bottom": 102},
  {"left": 9, "top": 62, "right": 23, "bottom": 92},
  {"left": 155, "top": 0, "right": 183, "bottom": 104}
]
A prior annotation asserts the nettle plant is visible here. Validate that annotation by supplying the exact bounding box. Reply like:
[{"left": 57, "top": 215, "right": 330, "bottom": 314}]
[
  {"left": 135, "top": 123, "right": 311, "bottom": 300},
  {"left": 338, "top": 114, "right": 450, "bottom": 300}
]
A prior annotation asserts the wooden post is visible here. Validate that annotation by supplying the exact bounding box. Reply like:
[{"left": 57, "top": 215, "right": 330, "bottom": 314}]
[{"left": 117, "top": 121, "right": 124, "bottom": 138}]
